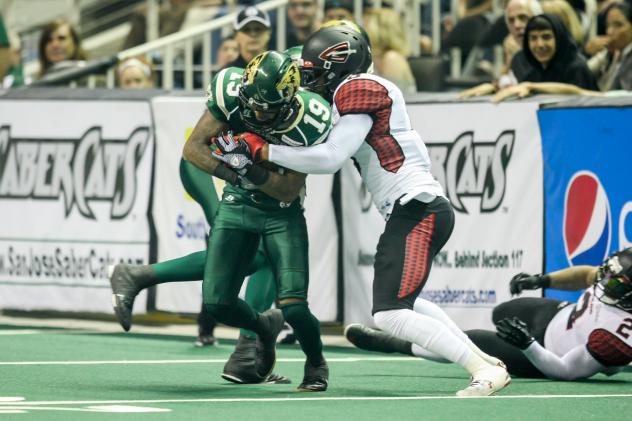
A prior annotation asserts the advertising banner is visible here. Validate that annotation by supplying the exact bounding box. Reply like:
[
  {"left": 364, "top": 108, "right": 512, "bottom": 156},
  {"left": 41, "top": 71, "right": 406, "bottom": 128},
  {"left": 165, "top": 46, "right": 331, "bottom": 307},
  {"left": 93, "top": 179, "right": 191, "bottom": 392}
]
[
  {"left": 343, "top": 101, "right": 543, "bottom": 330},
  {"left": 539, "top": 106, "right": 632, "bottom": 302},
  {"left": 0, "top": 100, "right": 153, "bottom": 312},
  {"left": 151, "top": 97, "right": 210, "bottom": 313},
  {"left": 151, "top": 97, "right": 338, "bottom": 320}
]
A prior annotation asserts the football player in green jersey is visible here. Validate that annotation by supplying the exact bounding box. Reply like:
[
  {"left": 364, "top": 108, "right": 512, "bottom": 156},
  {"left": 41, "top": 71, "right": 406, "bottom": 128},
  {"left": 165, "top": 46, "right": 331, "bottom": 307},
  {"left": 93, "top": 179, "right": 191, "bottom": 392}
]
[{"left": 109, "top": 51, "right": 331, "bottom": 391}]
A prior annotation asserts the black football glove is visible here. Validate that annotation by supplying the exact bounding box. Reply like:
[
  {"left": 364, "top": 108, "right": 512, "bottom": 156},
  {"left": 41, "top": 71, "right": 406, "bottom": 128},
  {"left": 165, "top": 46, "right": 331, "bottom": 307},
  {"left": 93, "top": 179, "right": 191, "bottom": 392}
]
[
  {"left": 496, "top": 317, "right": 535, "bottom": 350},
  {"left": 509, "top": 272, "right": 551, "bottom": 295}
]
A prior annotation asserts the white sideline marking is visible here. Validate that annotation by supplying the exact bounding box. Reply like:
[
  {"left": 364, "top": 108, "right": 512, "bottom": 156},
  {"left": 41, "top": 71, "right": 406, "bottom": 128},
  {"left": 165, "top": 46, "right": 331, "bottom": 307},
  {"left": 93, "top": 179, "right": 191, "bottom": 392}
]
[
  {"left": 0, "top": 405, "right": 170, "bottom": 413},
  {"left": 0, "top": 356, "right": 417, "bottom": 366},
  {"left": 0, "top": 397, "right": 24, "bottom": 402},
  {"left": 0, "top": 394, "right": 631, "bottom": 407}
]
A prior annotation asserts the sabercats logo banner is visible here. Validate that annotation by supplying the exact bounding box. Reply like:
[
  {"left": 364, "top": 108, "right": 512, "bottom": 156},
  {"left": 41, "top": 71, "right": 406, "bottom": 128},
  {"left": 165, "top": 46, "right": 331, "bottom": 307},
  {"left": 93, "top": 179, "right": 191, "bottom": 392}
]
[
  {"left": 428, "top": 130, "right": 515, "bottom": 214},
  {"left": 0, "top": 126, "right": 150, "bottom": 219}
]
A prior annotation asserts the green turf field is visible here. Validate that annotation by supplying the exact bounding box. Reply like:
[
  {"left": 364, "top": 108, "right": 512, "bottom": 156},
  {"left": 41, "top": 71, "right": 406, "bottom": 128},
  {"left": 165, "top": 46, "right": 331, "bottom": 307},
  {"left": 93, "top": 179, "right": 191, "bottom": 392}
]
[{"left": 1, "top": 324, "right": 631, "bottom": 420}]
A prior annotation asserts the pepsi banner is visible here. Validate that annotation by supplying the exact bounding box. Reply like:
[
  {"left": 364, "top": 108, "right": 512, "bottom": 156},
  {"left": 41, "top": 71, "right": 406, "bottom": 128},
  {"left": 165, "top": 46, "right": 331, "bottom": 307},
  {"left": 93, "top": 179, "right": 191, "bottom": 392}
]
[
  {"left": 539, "top": 106, "right": 632, "bottom": 301},
  {"left": 0, "top": 100, "right": 154, "bottom": 312},
  {"left": 343, "top": 101, "right": 544, "bottom": 330}
]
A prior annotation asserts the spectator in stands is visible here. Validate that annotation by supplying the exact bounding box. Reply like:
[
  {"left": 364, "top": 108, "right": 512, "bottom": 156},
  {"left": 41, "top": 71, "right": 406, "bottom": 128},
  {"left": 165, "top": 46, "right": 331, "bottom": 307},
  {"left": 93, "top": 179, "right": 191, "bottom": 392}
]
[
  {"left": 286, "top": 0, "right": 320, "bottom": 48},
  {"left": 324, "top": 0, "right": 355, "bottom": 22},
  {"left": 223, "top": 6, "right": 271, "bottom": 69},
  {"left": 588, "top": 1, "right": 632, "bottom": 90},
  {"left": 459, "top": 0, "right": 542, "bottom": 98},
  {"left": 363, "top": 8, "right": 416, "bottom": 93},
  {"left": 542, "top": 0, "right": 585, "bottom": 46},
  {"left": 116, "top": 56, "right": 155, "bottom": 89},
  {"left": 38, "top": 19, "right": 87, "bottom": 78},
  {"left": 216, "top": 35, "right": 239, "bottom": 69},
  {"left": 0, "top": 14, "right": 10, "bottom": 81},
  {"left": 493, "top": 14, "right": 599, "bottom": 100},
  {"left": 123, "top": 0, "right": 192, "bottom": 49}
]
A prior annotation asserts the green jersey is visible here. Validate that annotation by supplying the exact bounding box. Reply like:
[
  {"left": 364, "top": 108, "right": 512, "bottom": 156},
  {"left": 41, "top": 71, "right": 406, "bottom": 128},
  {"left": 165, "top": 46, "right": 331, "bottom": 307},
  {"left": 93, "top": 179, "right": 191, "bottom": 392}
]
[{"left": 206, "top": 67, "right": 332, "bottom": 147}]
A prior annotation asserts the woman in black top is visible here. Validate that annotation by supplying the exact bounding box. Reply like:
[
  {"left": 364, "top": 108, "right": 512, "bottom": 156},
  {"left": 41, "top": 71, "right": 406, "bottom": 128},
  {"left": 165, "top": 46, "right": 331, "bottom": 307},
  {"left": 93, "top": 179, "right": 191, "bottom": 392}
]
[{"left": 494, "top": 14, "right": 599, "bottom": 100}]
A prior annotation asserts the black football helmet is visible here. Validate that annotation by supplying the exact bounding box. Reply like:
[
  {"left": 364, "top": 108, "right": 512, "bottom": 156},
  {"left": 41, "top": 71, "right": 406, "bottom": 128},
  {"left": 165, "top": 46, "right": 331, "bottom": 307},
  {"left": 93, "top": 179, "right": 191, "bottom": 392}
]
[
  {"left": 594, "top": 248, "right": 632, "bottom": 311},
  {"left": 300, "top": 25, "right": 372, "bottom": 102}
]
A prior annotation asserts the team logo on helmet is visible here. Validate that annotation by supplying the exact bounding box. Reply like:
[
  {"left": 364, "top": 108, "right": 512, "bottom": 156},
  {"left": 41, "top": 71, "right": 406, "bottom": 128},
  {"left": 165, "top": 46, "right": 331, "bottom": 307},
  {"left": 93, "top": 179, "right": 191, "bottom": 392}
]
[
  {"left": 319, "top": 41, "right": 357, "bottom": 63},
  {"left": 244, "top": 52, "right": 267, "bottom": 85},
  {"left": 563, "top": 171, "right": 612, "bottom": 267},
  {"left": 276, "top": 63, "right": 299, "bottom": 101}
]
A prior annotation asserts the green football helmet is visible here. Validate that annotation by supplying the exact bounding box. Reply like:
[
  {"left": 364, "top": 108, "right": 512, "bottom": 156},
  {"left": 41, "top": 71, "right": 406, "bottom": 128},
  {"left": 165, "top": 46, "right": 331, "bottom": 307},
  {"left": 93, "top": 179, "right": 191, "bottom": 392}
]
[
  {"left": 284, "top": 46, "right": 303, "bottom": 64},
  {"left": 238, "top": 51, "right": 301, "bottom": 134}
]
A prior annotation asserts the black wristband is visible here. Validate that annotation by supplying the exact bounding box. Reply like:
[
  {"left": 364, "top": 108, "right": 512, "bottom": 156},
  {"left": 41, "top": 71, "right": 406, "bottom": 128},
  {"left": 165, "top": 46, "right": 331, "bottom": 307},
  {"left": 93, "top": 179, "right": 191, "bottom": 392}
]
[
  {"left": 244, "top": 164, "right": 270, "bottom": 186},
  {"left": 539, "top": 274, "right": 552, "bottom": 289},
  {"left": 212, "top": 164, "right": 239, "bottom": 186}
]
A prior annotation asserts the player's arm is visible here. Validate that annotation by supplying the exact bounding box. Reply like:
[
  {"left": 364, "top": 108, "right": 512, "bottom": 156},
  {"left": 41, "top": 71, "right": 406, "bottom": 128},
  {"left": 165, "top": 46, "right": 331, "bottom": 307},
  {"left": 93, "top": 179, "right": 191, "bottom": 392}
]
[
  {"left": 182, "top": 109, "right": 238, "bottom": 184},
  {"left": 523, "top": 326, "right": 632, "bottom": 380},
  {"left": 257, "top": 169, "right": 307, "bottom": 203},
  {"left": 522, "top": 342, "right": 605, "bottom": 380},
  {"left": 496, "top": 317, "right": 606, "bottom": 380},
  {"left": 509, "top": 266, "right": 598, "bottom": 295},
  {"left": 262, "top": 113, "right": 373, "bottom": 173},
  {"left": 211, "top": 132, "right": 307, "bottom": 202}
]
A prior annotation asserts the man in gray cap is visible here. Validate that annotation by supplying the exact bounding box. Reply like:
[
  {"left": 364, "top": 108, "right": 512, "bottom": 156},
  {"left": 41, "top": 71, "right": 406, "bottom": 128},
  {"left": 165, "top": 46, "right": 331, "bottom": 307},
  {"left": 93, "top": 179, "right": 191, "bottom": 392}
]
[{"left": 224, "top": 5, "right": 272, "bottom": 69}]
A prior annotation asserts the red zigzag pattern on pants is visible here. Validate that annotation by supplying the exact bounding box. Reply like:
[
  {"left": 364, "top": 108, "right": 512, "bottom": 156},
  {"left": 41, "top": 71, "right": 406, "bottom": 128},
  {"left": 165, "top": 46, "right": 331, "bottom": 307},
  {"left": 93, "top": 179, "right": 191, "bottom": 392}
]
[{"left": 398, "top": 213, "right": 435, "bottom": 298}]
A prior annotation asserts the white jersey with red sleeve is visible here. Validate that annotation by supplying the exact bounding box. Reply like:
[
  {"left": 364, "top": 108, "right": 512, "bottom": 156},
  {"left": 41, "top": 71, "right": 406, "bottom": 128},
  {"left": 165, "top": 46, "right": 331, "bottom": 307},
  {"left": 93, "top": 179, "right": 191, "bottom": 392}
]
[
  {"left": 331, "top": 74, "right": 445, "bottom": 218},
  {"left": 544, "top": 287, "right": 632, "bottom": 369}
]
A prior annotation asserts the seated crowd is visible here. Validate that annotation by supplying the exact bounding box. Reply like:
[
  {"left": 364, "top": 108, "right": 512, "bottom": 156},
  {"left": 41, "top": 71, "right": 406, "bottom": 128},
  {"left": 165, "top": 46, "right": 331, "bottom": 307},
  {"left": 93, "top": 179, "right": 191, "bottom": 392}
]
[{"left": 0, "top": 0, "right": 630, "bottom": 96}]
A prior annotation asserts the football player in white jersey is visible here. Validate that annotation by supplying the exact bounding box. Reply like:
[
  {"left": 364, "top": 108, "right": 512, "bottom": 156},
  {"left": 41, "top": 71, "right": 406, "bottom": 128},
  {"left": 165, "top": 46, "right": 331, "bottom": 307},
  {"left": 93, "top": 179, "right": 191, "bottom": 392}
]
[
  {"left": 212, "top": 25, "right": 511, "bottom": 397},
  {"left": 346, "top": 248, "right": 632, "bottom": 380}
]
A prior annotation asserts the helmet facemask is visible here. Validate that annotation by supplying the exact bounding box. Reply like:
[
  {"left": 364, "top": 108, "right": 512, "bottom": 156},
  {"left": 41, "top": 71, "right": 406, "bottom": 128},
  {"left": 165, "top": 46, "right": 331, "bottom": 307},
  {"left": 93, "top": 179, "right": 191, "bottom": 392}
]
[
  {"left": 238, "top": 87, "right": 294, "bottom": 134},
  {"left": 594, "top": 254, "right": 632, "bottom": 311},
  {"left": 299, "top": 63, "right": 335, "bottom": 100}
]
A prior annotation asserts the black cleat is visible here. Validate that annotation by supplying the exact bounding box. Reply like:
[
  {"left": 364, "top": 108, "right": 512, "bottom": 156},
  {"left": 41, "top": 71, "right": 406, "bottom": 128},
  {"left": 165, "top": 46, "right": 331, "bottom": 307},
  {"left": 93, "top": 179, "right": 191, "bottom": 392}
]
[
  {"left": 222, "top": 334, "right": 290, "bottom": 384},
  {"left": 297, "top": 359, "right": 329, "bottom": 392},
  {"left": 264, "top": 373, "right": 292, "bottom": 384},
  {"left": 108, "top": 264, "right": 143, "bottom": 332},
  {"left": 344, "top": 323, "right": 411, "bottom": 355},
  {"left": 221, "top": 335, "right": 262, "bottom": 384},
  {"left": 255, "top": 309, "right": 285, "bottom": 380}
]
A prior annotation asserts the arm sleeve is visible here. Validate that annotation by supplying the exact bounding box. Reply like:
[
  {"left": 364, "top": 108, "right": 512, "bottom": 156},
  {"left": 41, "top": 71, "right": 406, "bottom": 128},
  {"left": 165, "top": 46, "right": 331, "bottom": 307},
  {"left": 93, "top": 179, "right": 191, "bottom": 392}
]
[
  {"left": 522, "top": 341, "right": 604, "bottom": 380},
  {"left": 267, "top": 113, "right": 373, "bottom": 174}
]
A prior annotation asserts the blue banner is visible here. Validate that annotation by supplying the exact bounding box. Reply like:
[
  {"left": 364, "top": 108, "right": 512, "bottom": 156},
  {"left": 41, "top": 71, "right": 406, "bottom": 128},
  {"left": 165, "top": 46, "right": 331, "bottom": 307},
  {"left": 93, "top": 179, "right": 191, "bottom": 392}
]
[{"left": 538, "top": 107, "right": 632, "bottom": 301}]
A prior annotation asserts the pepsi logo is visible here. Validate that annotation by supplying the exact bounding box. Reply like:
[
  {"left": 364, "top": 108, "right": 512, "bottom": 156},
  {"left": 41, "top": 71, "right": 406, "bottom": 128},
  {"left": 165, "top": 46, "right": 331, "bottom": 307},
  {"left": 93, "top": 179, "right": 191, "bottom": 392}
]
[{"left": 563, "top": 171, "right": 612, "bottom": 267}]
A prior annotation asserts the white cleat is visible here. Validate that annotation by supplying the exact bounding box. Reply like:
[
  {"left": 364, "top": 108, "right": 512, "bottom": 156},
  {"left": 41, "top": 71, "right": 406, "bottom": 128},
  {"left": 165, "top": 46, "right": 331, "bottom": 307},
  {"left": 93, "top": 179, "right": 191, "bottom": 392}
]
[{"left": 456, "top": 366, "right": 511, "bottom": 397}]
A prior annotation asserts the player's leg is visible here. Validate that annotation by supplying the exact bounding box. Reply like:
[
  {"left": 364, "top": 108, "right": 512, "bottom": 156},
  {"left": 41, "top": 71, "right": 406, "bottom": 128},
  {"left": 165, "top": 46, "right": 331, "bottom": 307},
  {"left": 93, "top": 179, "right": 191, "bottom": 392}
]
[
  {"left": 204, "top": 199, "right": 284, "bottom": 383},
  {"left": 344, "top": 323, "right": 543, "bottom": 375},
  {"left": 222, "top": 249, "right": 289, "bottom": 384},
  {"left": 109, "top": 250, "right": 207, "bottom": 331},
  {"left": 263, "top": 204, "right": 327, "bottom": 392},
  {"left": 109, "top": 159, "right": 219, "bottom": 332},
  {"left": 371, "top": 197, "right": 510, "bottom": 396},
  {"left": 413, "top": 297, "right": 504, "bottom": 366}
]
